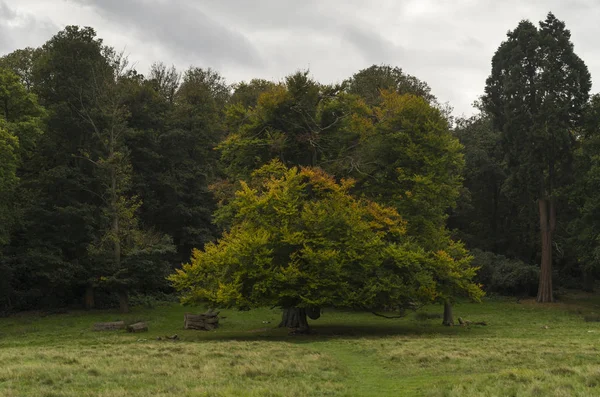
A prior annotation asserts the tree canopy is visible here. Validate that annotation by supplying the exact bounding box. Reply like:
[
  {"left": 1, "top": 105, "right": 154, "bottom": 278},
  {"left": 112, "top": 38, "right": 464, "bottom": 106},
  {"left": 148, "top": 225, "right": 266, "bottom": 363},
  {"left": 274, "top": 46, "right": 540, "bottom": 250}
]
[{"left": 170, "top": 162, "right": 482, "bottom": 324}]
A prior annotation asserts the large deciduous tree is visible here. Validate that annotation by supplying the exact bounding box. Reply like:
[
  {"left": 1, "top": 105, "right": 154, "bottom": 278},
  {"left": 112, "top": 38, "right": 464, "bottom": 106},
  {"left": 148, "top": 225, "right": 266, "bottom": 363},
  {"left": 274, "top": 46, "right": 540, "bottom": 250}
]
[
  {"left": 482, "top": 13, "right": 591, "bottom": 302},
  {"left": 169, "top": 161, "right": 483, "bottom": 333}
]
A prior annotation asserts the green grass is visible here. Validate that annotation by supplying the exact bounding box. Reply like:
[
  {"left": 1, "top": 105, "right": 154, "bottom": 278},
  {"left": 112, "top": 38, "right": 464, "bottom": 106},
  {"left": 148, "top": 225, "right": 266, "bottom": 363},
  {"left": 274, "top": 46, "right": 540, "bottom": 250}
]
[{"left": 2, "top": 292, "right": 600, "bottom": 396}]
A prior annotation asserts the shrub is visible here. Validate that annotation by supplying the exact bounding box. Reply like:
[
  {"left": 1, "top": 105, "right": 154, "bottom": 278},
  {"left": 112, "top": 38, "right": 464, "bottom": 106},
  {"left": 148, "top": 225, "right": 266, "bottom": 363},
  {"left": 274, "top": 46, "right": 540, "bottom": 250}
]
[{"left": 471, "top": 249, "right": 539, "bottom": 296}]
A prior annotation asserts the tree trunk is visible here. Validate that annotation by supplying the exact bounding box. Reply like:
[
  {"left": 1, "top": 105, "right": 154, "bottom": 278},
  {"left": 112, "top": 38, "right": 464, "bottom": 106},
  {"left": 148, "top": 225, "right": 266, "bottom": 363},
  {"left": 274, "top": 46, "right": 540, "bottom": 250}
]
[
  {"left": 537, "top": 198, "right": 554, "bottom": 303},
  {"left": 492, "top": 183, "right": 500, "bottom": 252},
  {"left": 442, "top": 300, "right": 454, "bottom": 326},
  {"left": 306, "top": 306, "right": 321, "bottom": 320},
  {"left": 110, "top": 147, "right": 128, "bottom": 313},
  {"left": 84, "top": 285, "right": 95, "bottom": 310},
  {"left": 111, "top": 165, "right": 121, "bottom": 268},
  {"left": 279, "top": 307, "right": 309, "bottom": 334},
  {"left": 583, "top": 270, "right": 595, "bottom": 293},
  {"left": 118, "top": 290, "right": 129, "bottom": 313}
]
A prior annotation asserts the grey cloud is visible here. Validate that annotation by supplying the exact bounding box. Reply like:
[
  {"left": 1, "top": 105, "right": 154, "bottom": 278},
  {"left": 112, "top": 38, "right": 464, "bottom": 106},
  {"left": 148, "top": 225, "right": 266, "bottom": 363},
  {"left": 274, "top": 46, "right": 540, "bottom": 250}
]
[
  {"left": 6, "top": 0, "right": 600, "bottom": 116},
  {"left": 196, "top": 0, "right": 341, "bottom": 32},
  {"left": 462, "top": 37, "right": 485, "bottom": 50},
  {"left": 0, "top": 1, "right": 13, "bottom": 50},
  {"left": 70, "top": 0, "right": 263, "bottom": 70},
  {"left": 0, "top": 1, "right": 16, "bottom": 20},
  {"left": 342, "top": 25, "right": 400, "bottom": 64},
  {"left": 0, "top": 1, "right": 57, "bottom": 55}
]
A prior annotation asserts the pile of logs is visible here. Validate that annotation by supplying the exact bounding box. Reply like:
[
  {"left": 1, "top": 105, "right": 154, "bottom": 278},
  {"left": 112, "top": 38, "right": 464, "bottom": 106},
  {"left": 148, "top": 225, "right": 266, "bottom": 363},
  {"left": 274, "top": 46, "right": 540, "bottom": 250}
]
[
  {"left": 93, "top": 320, "right": 148, "bottom": 332},
  {"left": 184, "top": 311, "right": 219, "bottom": 331},
  {"left": 92, "top": 311, "right": 221, "bottom": 334}
]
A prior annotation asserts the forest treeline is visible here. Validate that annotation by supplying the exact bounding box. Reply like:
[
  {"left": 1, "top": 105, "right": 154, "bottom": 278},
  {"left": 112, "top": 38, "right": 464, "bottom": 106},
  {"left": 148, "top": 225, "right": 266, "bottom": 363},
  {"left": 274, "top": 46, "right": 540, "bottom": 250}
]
[{"left": 1, "top": 12, "right": 599, "bottom": 313}]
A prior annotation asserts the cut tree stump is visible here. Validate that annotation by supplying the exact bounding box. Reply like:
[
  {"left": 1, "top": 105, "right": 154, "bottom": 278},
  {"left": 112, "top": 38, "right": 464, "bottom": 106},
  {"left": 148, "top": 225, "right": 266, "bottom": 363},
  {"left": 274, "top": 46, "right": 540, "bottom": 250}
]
[
  {"left": 93, "top": 321, "right": 125, "bottom": 331},
  {"left": 184, "top": 311, "right": 220, "bottom": 331},
  {"left": 127, "top": 322, "right": 148, "bottom": 333}
]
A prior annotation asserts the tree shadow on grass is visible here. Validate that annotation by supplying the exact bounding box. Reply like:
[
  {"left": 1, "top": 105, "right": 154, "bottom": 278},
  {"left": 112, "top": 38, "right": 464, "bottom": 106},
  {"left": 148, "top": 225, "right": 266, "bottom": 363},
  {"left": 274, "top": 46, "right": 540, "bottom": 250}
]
[{"left": 183, "top": 321, "right": 490, "bottom": 344}]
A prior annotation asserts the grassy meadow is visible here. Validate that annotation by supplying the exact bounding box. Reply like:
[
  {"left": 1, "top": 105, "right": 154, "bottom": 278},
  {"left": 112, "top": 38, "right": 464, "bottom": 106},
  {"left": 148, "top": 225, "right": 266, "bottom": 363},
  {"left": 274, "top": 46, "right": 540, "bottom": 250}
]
[{"left": 2, "top": 293, "right": 600, "bottom": 396}]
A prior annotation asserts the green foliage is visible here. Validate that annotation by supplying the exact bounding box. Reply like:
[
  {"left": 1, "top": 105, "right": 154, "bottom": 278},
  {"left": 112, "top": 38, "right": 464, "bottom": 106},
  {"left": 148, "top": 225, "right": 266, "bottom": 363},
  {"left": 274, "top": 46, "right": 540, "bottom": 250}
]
[
  {"left": 448, "top": 114, "right": 540, "bottom": 260},
  {"left": 76, "top": 55, "right": 176, "bottom": 299},
  {"left": 470, "top": 249, "right": 539, "bottom": 296},
  {"left": 13, "top": 14, "right": 600, "bottom": 310},
  {"left": 345, "top": 64, "right": 436, "bottom": 106},
  {"left": 147, "top": 62, "right": 179, "bottom": 103},
  {"left": 473, "top": 13, "right": 595, "bottom": 301},
  {"left": 482, "top": 12, "right": 590, "bottom": 225},
  {"left": 0, "top": 67, "right": 46, "bottom": 310},
  {"left": 126, "top": 66, "right": 225, "bottom": 260},
  {"left": 352, "top": 91, "right": 465, "bottom": 247},
  {"left": 0, "top": 47, "right": 40, "bottom": 90},
  {"left": 230, "top": 78, "right": 277, "bottom": 108},
  {"left": 170, "top": 162, "right": 482, "bottom": 312},
  {"left": 0, "top": 121, "right": 19, "bottom": 246},
  {"left": 7, "top": 25, "right": 116, "bottom": 309},
  {"left": 568, "top": 94, "right": 600, "bottom": 278},
  {"left": 219, "top": 71, "right": 325, "bottom": 180},
  {"left": 450, "top": 116, "right": 504, "bottom": 249},
  {"left": 220, "top": 72, "right": 463, "bottom": 256}
]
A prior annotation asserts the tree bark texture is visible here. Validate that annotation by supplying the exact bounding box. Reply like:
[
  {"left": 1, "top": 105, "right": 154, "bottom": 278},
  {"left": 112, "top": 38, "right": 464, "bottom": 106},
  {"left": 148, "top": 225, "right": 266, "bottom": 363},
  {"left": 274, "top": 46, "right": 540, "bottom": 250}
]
[
  {"left": 306, "top": 306, "right": 321, "bottom": 320},
  {"left": 118, "top": 290, "right": 129, "bottom": 313},
  {"left": 84, "top": 286, "right": 95, "bottom": 310},
  {"left": 442, "top": 300, "right": 454, "bottom": 326},
  {"left": 537, "top": 198, "right": 555, "bottom": 303},
  {"left": 279, "top": 307, "right": 310, "bottom": 334}
]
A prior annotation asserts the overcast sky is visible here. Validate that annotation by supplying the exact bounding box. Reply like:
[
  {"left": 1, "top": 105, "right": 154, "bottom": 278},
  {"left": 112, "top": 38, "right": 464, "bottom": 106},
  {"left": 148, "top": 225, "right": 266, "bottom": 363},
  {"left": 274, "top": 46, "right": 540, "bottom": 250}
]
[{"left": 2, "top": 0, "right": 599, "bottom": 116}]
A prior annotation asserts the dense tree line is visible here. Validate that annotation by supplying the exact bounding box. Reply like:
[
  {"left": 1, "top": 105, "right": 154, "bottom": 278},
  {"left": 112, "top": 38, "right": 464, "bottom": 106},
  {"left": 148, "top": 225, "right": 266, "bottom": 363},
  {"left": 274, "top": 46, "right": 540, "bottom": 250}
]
[{"left": 0, "top": 12, "right": 598, "bottom": 316}]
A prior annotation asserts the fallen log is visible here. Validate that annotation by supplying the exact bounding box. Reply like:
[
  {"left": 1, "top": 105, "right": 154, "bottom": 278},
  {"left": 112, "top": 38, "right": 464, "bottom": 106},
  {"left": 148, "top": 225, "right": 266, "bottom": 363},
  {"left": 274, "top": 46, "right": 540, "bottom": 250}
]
[
  {"left": 93, "top": 321, "right": 125, "bottom": 331},
  {"left": 184, "top": 311, "right": 219, "bottom": 330},
  {"left": 127, "top": 322, "right": 148, "bottom": 333}
]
